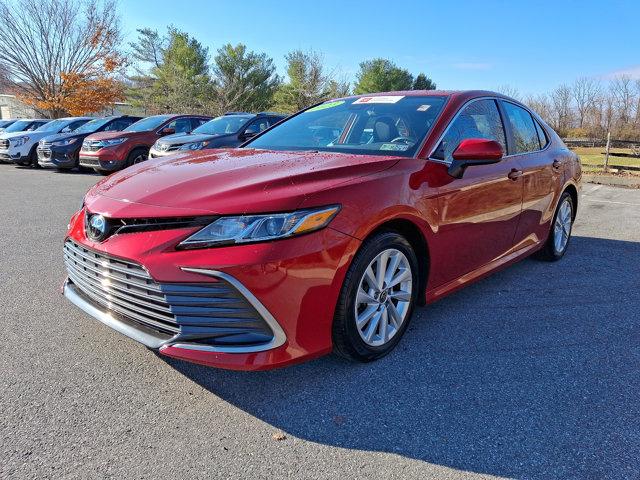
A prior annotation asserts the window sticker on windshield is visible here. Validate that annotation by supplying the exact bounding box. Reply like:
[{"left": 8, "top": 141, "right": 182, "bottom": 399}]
[
  {"left": 380, "top": 143, "right": 410, "bottom": 151},
  {"left": 307, "top": 100, "right": 345, "bottom": 112},
  {"left": 417, "top": 104, "right": 432, "bottom": 112},
  {"left": 353, "top": 95, "right": 405, "bottom": 104}
]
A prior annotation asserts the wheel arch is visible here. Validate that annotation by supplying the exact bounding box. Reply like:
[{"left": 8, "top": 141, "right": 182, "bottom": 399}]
[
  {"left": 364, "top": 218, "right": 430, "bottom": 305},
  {"left": 563, "top": 183, "right": 578, "bottom": 219}
]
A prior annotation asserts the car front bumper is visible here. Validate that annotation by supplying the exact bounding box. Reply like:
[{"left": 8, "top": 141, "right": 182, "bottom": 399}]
[
  {"left": 38, "top": 146, "right": 79, "bottom": 168},
  {"left": 63, "top": 208, "right": 359, "bottom": 370},
  {"left": 79, "top": 150, "right": 125, "bottom": 171}
]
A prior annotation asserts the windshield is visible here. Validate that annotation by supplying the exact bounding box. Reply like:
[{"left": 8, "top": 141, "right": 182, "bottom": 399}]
[
  {"left": 35, "top": 119, "right": 69, "bottom": 132},
  {"left": 124, "top": 115, "right": 172, "bottom": 132},
  {"left": 193, "top": 116, "right": 251, "bottom": 135},
  {"left": 5, "top": 120, "right": 42, "bottom": 133},
  {"left": 74, "top": 118, "right": 111, "bottom": 134},
  {"left": 246, "top": 95, "right": 447, "bottom": 157}
]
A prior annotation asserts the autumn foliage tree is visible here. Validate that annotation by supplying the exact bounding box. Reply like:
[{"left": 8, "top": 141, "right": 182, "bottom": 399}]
[{"left": 0, "top": 0, "right": 124, "bottom": 117}]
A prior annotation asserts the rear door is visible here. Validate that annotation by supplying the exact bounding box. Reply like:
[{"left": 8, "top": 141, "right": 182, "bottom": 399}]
[
  {"left": 499, "top": 101, "right": 559, "bottom": 248},
  {"left": 429, "top": 98, "right": 524, "bottom": 284}
]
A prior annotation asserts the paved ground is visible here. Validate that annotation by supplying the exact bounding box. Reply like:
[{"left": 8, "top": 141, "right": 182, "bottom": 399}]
[{"left": 1, "top": 164, "right": 639, "bottom": 480}]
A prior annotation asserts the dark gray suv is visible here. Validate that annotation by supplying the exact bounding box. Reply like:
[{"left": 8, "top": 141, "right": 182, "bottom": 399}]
[{"left": 149, "top": 112, "right": 286, "bottom": 158}]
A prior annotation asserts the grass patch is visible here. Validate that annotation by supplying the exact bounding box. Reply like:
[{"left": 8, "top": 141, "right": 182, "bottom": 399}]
[{"left": 571, "top": 147, "right": 640, "bottom": 168}]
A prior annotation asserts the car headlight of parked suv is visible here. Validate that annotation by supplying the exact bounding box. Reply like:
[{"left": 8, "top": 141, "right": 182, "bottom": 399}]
[
  {"left": 178, "top": 205, "right": 341, "bottom": 249},
  {"left": 12, "top": 136, "right": 30, "bottom": 147},
  {"left": 179, "top": 141, "right": 210, "bottom": 151},
  {"left": 95, "top": 138, "right": 127, "bottom": 148},
  {"left": 52, "top": 138, "right": 78, "bottom": 147}
]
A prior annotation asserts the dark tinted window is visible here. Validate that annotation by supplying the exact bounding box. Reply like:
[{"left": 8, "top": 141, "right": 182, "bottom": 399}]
[
  {"left": 105, "top": 118, "right": 137, "bottom": 131},
  {"left": 432, "top": 99, "right": 506, "bottom": 162},
  {"left": 191, "top": 118, "right": 209, "bottom": 129},
  {"left": 244, "top": 118, "right": 271, "bottom": 135},
  {"left": 534, "top": 120, "right": 548, "bottom": 148},
  {"left": 502, "top": 102, "right": 540, "bottom": 154},
  {"left": 62, "top": 119, "right": 89, "bottom": 132},
  {"left": 166, "top": 118, "right": 193, "bottom": 134}
]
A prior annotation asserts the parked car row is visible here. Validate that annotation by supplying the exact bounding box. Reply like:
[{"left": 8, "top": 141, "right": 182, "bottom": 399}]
[{"left": 0, "top": 111, "right": 287, "bottom": 175}]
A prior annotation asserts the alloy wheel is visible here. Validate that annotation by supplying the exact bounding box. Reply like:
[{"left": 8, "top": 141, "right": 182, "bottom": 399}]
[
  {"left": 553, "top": 197, "right": 573, "bottom": 254},
  {"left": 354, "top": 248, "right": 413, "bottom": 347}
]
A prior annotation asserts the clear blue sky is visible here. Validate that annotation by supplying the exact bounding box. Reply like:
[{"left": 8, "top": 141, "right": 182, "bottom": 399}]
[{"left": 120, "top": 0, "right": 640, "bottom": 96}]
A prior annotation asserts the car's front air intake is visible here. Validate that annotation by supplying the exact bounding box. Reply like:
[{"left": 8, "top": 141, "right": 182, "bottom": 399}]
[{"left": 63, "top": 239, "right": 275, "bottom": 347}]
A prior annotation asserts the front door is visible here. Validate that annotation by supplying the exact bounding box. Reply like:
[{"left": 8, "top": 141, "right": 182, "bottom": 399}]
[{"left": 428, "top": 98, "right": 524, "bottom": 286}]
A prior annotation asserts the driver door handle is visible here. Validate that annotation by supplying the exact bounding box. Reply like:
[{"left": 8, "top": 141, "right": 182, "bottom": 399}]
[{"left": 508, "top": 168, "right": 523, "bottom": 180}]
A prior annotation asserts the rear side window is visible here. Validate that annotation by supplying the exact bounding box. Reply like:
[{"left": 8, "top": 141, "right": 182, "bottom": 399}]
[
  {"left": 432, "top": 99, "right": 506, "bottom": 162},
  {"left": 501, "top": 102, "right": 540, "bottom": 154},
  {"left": 534, "top": 120, "right": 548, "bottom": 148}
]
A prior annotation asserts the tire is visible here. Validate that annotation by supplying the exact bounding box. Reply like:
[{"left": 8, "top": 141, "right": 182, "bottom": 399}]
[
  {"left": 29, "top": 146, "right": 40, "bottom": 168},
  {"left": 535, "top": 191, "right": 574, "bottom": 261},
  {"left": 332, "top": 231, "right": 419, "bottom": 362},
  {"left": 126, "top": 148, "right": 148, "bottom": 168}
]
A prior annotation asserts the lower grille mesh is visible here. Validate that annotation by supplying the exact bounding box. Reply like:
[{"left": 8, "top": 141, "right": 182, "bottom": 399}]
[{"left": 63, "top": 239, "right": 274, "bottom": 345}]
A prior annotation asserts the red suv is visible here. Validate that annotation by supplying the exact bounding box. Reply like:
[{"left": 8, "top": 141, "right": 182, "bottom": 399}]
[
  {"left": 79, "top": 114, "right": 211, "bottom": 174},
  {"left": 63, "top": 91, "right": 581, "bottom": 370}
]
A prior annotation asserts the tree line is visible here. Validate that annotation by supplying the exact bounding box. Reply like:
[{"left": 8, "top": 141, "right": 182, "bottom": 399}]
[
  {"left": 0, "top": 0, "right": 436, "bottom": 118},
  {"left": 125, "top": 27, "right": 436, "bottom": 115},
  {"left": 502, "top": 76, "right": 640, "bottom": 141}
]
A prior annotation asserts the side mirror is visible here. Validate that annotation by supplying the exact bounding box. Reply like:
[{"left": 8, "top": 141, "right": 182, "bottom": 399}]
[
  {"left": 448, "top": 138, "right": 503, "bottom": 178},
  {"left": 159, "top": 127, "right": 175, "bottom": 136}
]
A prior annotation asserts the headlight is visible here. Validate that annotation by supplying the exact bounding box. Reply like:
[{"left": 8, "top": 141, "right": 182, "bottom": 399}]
[
  {"left": 12, "top": 136, "right": 30, "bottom": 147},
  {"left": 96, "top": 138, "right": 127, "bottom": 148},
  {"left": 178, "top": 205, "right": 341, "bottom": 249},
  {"left": 179, "top": 141, "right": 209, "bottom": 151},
  {"left": 52, "top": 137, "right": 78, "bottom": 147}
]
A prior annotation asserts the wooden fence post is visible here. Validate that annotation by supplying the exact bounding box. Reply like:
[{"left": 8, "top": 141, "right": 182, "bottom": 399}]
[{"left": 604, "top": 131, "right": 611, "bottom": 172}]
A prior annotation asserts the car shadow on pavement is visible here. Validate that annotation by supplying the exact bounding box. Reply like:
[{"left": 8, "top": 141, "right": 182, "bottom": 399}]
[{"left": 163, "top": 236, "right": 640, "bottom": 479}]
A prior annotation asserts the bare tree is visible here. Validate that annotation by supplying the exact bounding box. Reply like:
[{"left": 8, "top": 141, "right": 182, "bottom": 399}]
[
  {"left": 571, "top": 77, "right": 601, "bottom": 129},
  {"left": 550, "top": 84, "right": 573, "bottom": 135},
  {"left": 495, "top": 85, "right": 521, "bottom": 101},
  {"left": 610, "top": 75, "right": 636, "bottom": 125},
  {"left": 0, "top": 0, "right": 122, "bottom": 117},
  {"left": 524, "top": 93, "right": 554, "bottom": 125}
]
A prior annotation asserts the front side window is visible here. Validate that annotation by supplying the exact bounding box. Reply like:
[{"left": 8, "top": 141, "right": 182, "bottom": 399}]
[
  {"left": 166, "top": 118, "right": 193, "bottom": 134},
  {"left": 501, "top": 101, "right": 540, "bottom": 154},
  {"left": 247, "top": 95, "right": 447, "bottom": 157},
  {"left": 244, "top": 118, "right": 271, "bottom": 135},
  {"left": 431, "top": 99, "right": 506, "bottom": 162}
]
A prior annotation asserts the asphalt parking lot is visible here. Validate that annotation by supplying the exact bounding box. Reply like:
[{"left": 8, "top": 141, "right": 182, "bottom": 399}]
[{"left": 1, "top": 163, "right": 639, "bottom": 480}]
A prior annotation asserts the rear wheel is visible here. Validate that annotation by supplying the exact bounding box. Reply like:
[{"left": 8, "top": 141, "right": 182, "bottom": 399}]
[
  {"left": 333, "top": 232, "right": 418, "bottom": 362},
  {"left": 536, "top": 191, "right": 574, "bottom": 261}
]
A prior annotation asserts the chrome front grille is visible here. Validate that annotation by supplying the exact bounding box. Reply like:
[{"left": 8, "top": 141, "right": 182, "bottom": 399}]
[
  {"left": 0, "top": 139, "right": 9, "bottom": 149},
  {"left": 81, "top": 141, "right": 101, "bottom": 152},
  {"left": 63, "top": 239, "right": 274, "bottom": 345},
  {"left": 37, "top": 142, "right": 52, "bottom": 157}
]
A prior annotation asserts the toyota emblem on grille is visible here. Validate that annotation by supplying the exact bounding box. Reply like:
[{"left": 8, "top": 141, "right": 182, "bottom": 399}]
[{"left": 86, "top": 214, "right": 109, "bottom": 241}]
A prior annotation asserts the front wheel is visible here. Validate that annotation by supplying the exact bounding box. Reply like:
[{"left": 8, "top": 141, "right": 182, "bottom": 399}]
[
  {"left": 333, "top": 232, "right": 419, "bottom": 362},
  {"left": 536, "top": 191, "right": 574, "bottom": 261}
]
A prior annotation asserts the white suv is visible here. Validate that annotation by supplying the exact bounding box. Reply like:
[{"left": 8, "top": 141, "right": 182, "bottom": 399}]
[{"left": 0, "top": 117, "right": 91, "bottom": 166}]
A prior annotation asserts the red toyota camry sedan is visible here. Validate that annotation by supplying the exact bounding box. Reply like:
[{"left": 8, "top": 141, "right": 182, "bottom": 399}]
[{"left": 63, "top": 91, "right": 581, "bottom": 370}]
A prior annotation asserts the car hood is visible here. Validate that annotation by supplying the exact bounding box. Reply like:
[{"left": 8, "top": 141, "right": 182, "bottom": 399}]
[
  {"left": 84, "top": 148, "right": 401, "bottom": 217},
  {"left": 85, "top": 130, "right": 148, "bottom": 142},
  {"left": 158, "top": 132, "right": 231, "bottom": 146},
  {"left": 0, "top": 131, "right": 42, "bottom": 140},
  {"left": 43, "top": 131, "right": 88, "bottom": 143}
]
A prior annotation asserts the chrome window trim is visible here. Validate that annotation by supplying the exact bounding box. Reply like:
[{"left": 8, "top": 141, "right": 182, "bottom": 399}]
[{"left": 426, "top": 96, "right": 552, "bottom": 166}]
